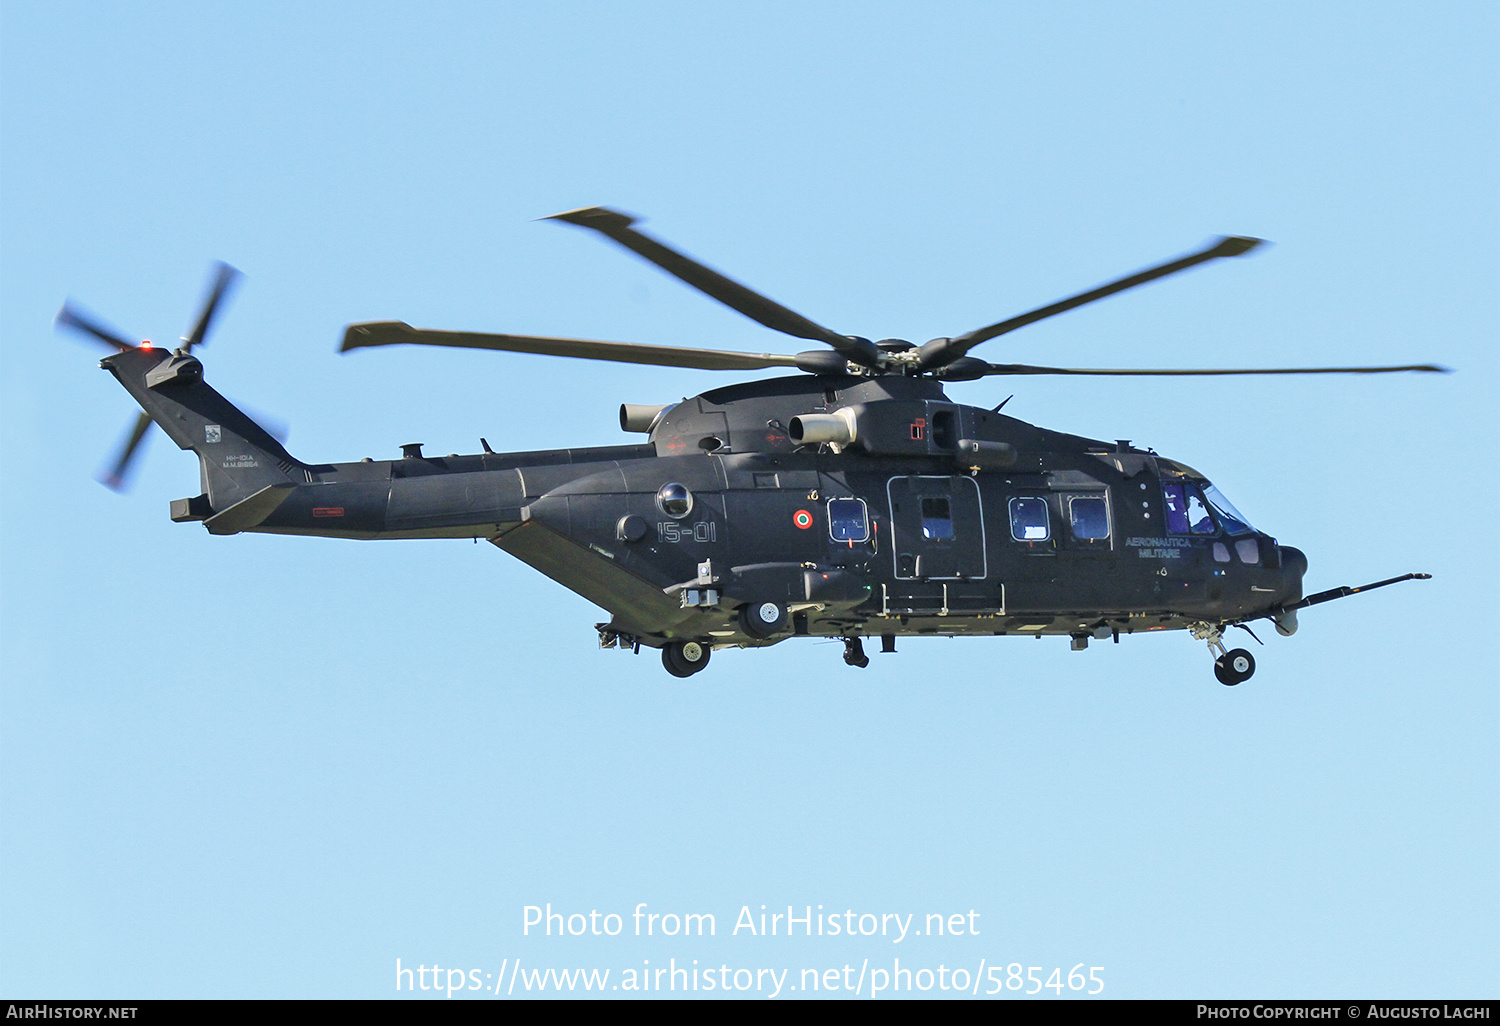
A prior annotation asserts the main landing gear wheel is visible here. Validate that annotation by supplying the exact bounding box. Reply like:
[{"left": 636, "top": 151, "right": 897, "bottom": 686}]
[
  {"left": 1214, "top": 648, "right": 1256, "bottom": 686},
  {"left": 739, "top": 600, "right": 786, "bottom": 640},
  {"left": 663, "top": 640, "right": 711, "bottom": 678}
]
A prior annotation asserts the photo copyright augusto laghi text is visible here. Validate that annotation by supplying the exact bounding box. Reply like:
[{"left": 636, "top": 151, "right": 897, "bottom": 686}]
[{"left": 393, "top": 903, "right": 1105, "bottom": 998}]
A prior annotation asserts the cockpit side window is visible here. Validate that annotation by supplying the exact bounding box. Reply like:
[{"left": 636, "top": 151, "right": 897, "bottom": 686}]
[
  {"left": 1185, "top": 488, "right": 1214, "bottom": 534},
  {"left": 1162, "top": 482, "right": 1216, "bottom": 535},
  {"left": 1162, "top": 483, "right": 1191, "bottom": 533}
]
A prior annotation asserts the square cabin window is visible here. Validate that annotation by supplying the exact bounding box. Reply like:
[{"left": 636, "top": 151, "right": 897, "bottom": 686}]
[
  {"left": 1069, "top": 495, "right": 1110, "bottom": 540},
  {"left": 920, "top": 496, "right": 953, "bottom": 540},
  {"left": 1010, "top": 497, "right": 1050, "bottom": 541},
  {"left": 827, "top": 497, "right": 869, "bottom": 543}
]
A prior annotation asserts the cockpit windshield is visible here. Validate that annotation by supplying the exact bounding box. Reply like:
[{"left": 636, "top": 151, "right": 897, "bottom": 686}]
[
  {"left": 1162, "top": 478, "right": 1257, "bottom": 537},
  {"left": 1202, "top": 484, "right": 1254, "bottom": 536}
]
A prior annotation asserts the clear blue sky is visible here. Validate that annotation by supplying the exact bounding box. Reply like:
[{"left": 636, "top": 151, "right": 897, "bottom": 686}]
[{"left": 2, "top": 1, "right": 1495, "bottom": 1000}]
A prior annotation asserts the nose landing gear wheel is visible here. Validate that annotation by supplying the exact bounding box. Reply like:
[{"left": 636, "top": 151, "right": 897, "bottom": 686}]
[
  {"left": 1214, "top": 648, "right": 1255, "bottom": 686},
  {"left": 663, "top": 640, "right": 711, "bottom": 678}
]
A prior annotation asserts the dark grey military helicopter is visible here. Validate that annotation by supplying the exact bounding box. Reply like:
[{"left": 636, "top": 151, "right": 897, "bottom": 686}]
[{"left": 58, "top": 207, "right": 1441, "bottom": 682}]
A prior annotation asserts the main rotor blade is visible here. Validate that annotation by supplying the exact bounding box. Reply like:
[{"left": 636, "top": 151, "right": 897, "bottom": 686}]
[
  {"left": 99, "top": 412, "right": 153, "bottom": 491},
  {"left": 979, "top": 361, "right": 1450, "bottom": 376},
  {"left": 55, "top": 303, "right": 137, "bottom": 352},
  {"left": 183, "top": 261, "right": 241, "bottom": 351},
  {"left": 919, "top": 236, "right": 1264, "bottom": 370},
  {"left": 341, "top": 321, "right": 801, "bottom": 371},
  {"left": 543, "top": 207, "right": 882, "bottom": 367}
]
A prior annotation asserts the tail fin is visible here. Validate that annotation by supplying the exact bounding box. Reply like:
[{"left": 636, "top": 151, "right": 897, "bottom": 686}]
[{"left": 99, "top": 346, "right": 304, "bottom": 515}]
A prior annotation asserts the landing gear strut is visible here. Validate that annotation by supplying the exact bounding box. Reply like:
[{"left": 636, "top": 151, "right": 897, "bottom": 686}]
[
  {"left": 843, "top": 636, "right": 869, "bottom": 668},
  {"left": 1190, "top": 621, "right": 1256, "bottom": 686}
]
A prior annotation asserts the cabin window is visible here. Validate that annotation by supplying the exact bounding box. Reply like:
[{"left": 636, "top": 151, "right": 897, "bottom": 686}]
[
  {"left": 1009, "top": 497, "right": 1050, "bottom": 541},
  {"left": 828, "top": 497, "right": 870, "bottom": 542},
  {"left": 1162, "top": 483, "right": 1216, "bottom": 535},
  {"left": 920, "top": 496, "right": 953, "bottom": 540},
  {"left": 1068, "top": 495, "right": 1110, "bottom": 540}
]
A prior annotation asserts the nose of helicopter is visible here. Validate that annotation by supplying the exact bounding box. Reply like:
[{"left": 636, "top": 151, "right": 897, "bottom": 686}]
[
  {"left": 1279, "top": 545, "right": 1308, "bottom": 584},
  {"left": 1272, "top": 545, "right": 1308, "bottom": 635}
]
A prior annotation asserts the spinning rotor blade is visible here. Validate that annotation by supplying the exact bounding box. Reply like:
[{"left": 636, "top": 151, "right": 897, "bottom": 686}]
[
  {"left": 544, "top": 207, "right": 882, "bottom": 368},
  {"left": 183, "top": 261, "right": 241, "bottom": 351},
  {"left": 59, "top": 260, "right": 246, "bottom": 491},
  {"left": 99, "top": 411, "right": 153, "bottom": 491},
  {"left": 248, "top": 408, "right": 290, "bottom": 445},
  {"left": 55, "top": 303, "right": 138, "bottom": 352},
  {"left": 341, "top": 321, "right": 801, "bottom": 371},
  {"left": 918, "top": 236, "right": 1264, "bottom": 371},
  {"left": 978, "top": 361, "right": 1450, "bottom": 377}
]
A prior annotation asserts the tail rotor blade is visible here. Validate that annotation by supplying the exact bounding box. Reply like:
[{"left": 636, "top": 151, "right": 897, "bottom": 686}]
[
  {"left": 183, "top": 261, "right": 241, "bottom": 351},
  {"left": 55, "top": 303, "right": 137, "bottom": 352},
  {"left": 235, "top": 400, "right": 289, "bottom": 444},
  {"left": 98, "top": 412, "right": 153, "bottom": 491}
]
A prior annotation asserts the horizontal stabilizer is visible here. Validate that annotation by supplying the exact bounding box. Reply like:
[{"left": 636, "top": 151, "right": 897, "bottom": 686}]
[{"left": 204, "top": 483, "right": 296, "bottom": 535}]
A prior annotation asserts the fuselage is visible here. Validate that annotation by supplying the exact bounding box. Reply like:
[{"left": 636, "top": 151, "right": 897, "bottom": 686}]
[{"left": 110, "top": 349, "right": 1303, "bottom": 652}]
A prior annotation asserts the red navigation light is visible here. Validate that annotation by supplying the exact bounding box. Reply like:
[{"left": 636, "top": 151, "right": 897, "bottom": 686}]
[{"left": 140, "top": 340, "right": 153, "bottom": 350}]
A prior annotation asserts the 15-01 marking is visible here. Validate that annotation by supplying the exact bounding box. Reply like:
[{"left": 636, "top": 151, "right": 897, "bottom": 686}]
[{"left": 657, "top": 521, "right": 717, "bottom": 543}]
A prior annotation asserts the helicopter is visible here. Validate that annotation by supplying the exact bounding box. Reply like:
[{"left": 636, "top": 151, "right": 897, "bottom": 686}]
[{"left": 57, "top": 207, "right": 1442, "bottom": 682}]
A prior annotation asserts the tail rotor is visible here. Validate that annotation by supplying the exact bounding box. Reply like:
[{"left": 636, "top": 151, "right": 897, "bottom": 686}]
[{"left": 56, "top": 262, "right": 242, "bottom": 490}]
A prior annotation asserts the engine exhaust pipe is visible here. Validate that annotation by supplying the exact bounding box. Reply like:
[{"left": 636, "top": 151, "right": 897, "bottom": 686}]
[
  {"left": 620, "top": 403, "right": 669, "bottom": 433},
  {"left": 788, "top": 406, "right": 858, "bottom": 446}
]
